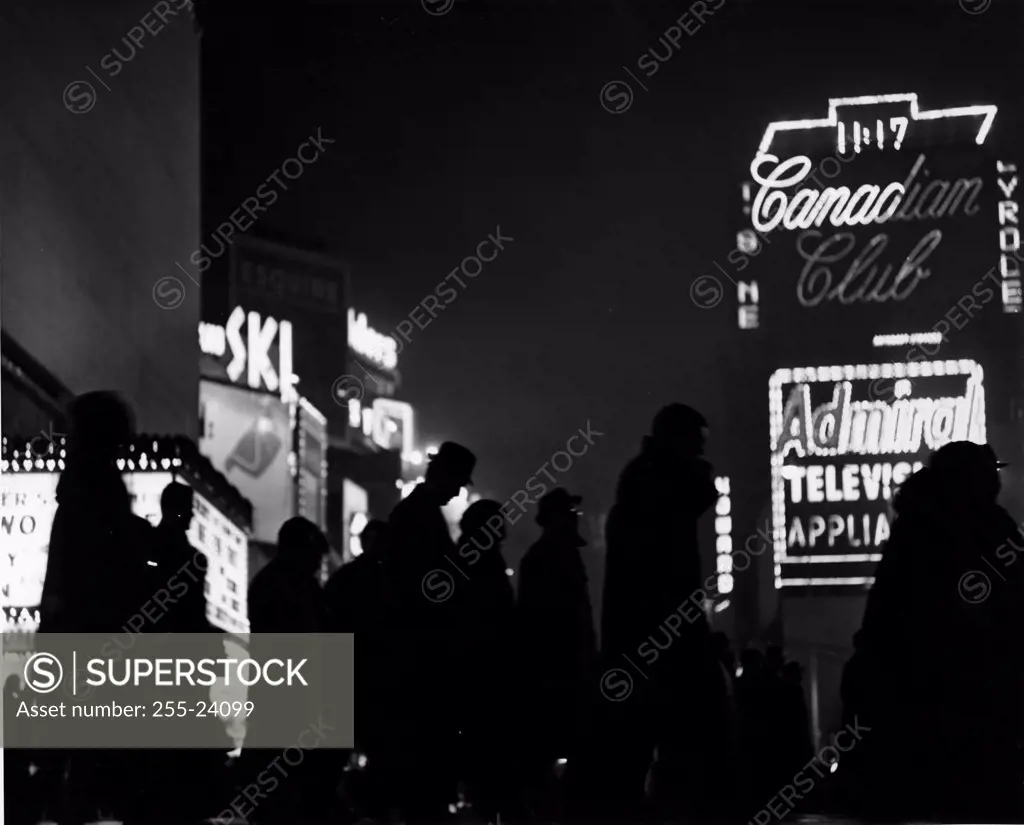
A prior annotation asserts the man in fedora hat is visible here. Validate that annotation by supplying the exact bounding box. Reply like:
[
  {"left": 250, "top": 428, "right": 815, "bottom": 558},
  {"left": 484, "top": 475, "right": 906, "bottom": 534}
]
[
  {"left": 387, "top": 441, "right": 476, "bottom": 609},
  {"left": 382, "top": 441, "right": 476, "bottom": 822}
]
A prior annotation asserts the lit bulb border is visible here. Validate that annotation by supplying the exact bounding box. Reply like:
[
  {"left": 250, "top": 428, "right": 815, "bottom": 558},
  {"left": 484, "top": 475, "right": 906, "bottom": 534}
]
[{"left": 768, "top": 358, "right": 985, "bottom": 589}]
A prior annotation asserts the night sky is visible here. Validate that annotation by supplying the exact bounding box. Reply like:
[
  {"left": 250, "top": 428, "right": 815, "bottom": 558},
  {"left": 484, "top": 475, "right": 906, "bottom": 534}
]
[{"left": 198, "top": 0, "right": 1019, "bottom": 568}]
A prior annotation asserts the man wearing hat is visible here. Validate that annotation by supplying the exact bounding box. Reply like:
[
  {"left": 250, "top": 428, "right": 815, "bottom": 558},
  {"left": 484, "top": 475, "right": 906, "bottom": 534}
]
[
  {"left": 387, "top": 440, "right": 476, "bottom": 611},
  {"left": 843, "top": 439, "right": 1023, "bottom": 820},
  {"left": 381, "top": 441, "right": 476, "bottom": 822},
  {"left": 518, "top": 488, "right": 597, "bottom": 812}
]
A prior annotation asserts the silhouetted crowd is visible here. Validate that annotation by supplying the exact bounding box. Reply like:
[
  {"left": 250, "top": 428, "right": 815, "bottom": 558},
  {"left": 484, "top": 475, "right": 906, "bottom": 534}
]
[{"left": 7, "top": 391, "right": 1024, "bottom": 824}]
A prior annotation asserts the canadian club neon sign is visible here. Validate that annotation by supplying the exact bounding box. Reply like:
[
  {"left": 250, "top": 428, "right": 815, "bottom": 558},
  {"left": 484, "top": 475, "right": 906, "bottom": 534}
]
[
  {"left": 751, "top": 153, "right": 983, "bottom": 233},
  {"left": 746, "top": 93, "right": 1000, "bottom": 311},
  {"left": 769, "top": 359, "right": 986, "bottom": 589}
]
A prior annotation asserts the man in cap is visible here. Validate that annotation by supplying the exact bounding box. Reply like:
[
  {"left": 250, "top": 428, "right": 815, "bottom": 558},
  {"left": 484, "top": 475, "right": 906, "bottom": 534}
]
[{"left": 518, "top": 489, "right": 597, "bottom": 814}]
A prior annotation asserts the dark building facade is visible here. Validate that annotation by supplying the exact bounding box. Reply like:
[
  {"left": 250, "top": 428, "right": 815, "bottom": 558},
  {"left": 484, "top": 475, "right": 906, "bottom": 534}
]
[{"left": 1, "top": 0, "right": 201, "bottom": 436}]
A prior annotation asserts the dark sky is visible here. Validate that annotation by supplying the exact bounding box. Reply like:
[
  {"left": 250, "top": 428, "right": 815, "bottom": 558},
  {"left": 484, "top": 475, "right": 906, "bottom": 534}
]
[{"left": 199, "top": 0, "right": 1020, "bottom": 558}]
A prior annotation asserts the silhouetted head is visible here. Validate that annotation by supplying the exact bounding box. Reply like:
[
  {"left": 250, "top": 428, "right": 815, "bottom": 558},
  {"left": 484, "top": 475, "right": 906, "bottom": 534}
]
[
  {"left": 66, "top": 391, "right": 135, "bottom": 461},
  {"left": 423, "top": 442, "right": 476, "bottom": 504},
  {"left": 536, "top": 488, "right": 582, "bottom": 533},
  {"left": 929, "top": 441, "right": 1004, "bottom": 506},
  {"left": 277, "top": 517, "right": 329, "bottom": 576},
  {"left": 4, "top": 674, "right": 20, "bottom": 697},
  {"left": 360, "top": 519, "right": 388, "bottom": 556},
  {"left": 765, "top": 644, "right": 784, "bottom": 673},
  {"left": 460, "top": 499, "right": 506, "bottom": 550},
  {"left": 160, "top": 482, "right": 194, "bottom": 531},
  {"left": 650, "top": 404, "right": 707, "bottom": 460}
]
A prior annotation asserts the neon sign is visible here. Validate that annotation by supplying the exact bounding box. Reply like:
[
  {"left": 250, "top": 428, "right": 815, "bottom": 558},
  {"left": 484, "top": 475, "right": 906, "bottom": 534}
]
[
  {"left": 714, "top": 476, "right": 733, "bottom": 599},
  {"left": 755, "top": 93, "right": 997, "bottom": 156},
  {"left": 346, "top": 397, "right": 415, "bottom": 455},
  {"left": 997, "top": 160, "right": 1022, "bottom": 312},
  {"left": 741, "top": 92, "right": 1007, "bottom": 325},
  {"left": 751, "top": 153, "right": 983, "bottom": 234},
  {"left": 769, "top": 359, "right": 986, "bottom": 589},
  {"left": 348, "top": 308, "right": 398, "bottom": 372},
  {"left": 198, "top": 306, "right": 295, "bottom": 398}
]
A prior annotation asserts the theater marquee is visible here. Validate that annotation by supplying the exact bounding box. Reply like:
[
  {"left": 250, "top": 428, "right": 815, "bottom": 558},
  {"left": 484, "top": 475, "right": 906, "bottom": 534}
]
[{"left": 769, "top": 359, "right": 986, "bottom": 589}]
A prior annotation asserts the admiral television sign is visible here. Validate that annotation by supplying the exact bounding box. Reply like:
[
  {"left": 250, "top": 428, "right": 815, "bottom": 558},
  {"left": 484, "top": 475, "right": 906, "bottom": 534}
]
[{"left": 769, "top": 359, "right": 986, "bottom": 590}]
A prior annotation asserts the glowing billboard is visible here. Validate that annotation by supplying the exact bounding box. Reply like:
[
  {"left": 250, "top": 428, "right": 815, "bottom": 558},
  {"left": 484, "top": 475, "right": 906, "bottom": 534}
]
[
  {"left": 735, "top": 91, "right": 1020, "bottom": 335},
  {"left": 769, "top": 358, "right": 986, "bottom": 589},
  {"left": 0, "top": 471, "right": 248, "bottom": 633},
  {"left": 199, "top": 380, "right": 294, "bottom": 543},
  {"left": 296, "top": 396, "right": 328, "bottom": 532}
]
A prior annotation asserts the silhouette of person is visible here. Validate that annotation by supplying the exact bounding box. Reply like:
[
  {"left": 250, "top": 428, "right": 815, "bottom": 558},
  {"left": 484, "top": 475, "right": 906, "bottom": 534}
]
[
  {"left": 383, "top": 442, "right": 475, "bottom": 823},
  {"left": 842, "top": 441, "right": 1024, "bottom": 821},
  {"left": 37, "top": 391, "right": 153, "bottom": 823},
  {"left": 324, "top": 519, "right": 391, "bottom": 820},
  {"left": 518, "top": 488, "right": 596, "bottom": 811},
  {"left": 452, "top": 500, "right": 522, "bottom": 823},
  {"left": 150, "top": 481, "right": 213, "bottom": 633},
  {"left": 245, "top": 517, "right": 331, "bottom": 821},
  {"left": 325, "top": 519, "right": 390, "bottom": 633},
  {"left": 583, "top": 404, "right": 726, "bottom": 821},
  {"left": 40, "top": 391, "right": 152, "bottom": 634},
  {"left": 4, "top": 674, "right": 33, "bottom": 825},
  {"left": 387, "top": 442, "right": 475, "bottom": 620},
  {"left": 248, "top": 516, "right": 331, "bottom": 633},
  {"left": 145, "top": 482, "right": 227, "bottom": 822}
]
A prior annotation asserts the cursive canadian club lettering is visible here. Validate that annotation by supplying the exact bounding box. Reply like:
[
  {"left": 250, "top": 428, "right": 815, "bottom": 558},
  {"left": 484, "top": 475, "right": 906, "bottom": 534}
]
[
  {"left": 796, "top": 229, "right": 942, "bottom": 307},
  {"left": 751, "top": 153, "right": 984, "bottom": 233}
]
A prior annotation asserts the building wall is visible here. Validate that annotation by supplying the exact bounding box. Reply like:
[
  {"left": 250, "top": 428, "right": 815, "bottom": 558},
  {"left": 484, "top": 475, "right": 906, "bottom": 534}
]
[{"left": 0, "top": 0, "right": 200, "bottom": 436}]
